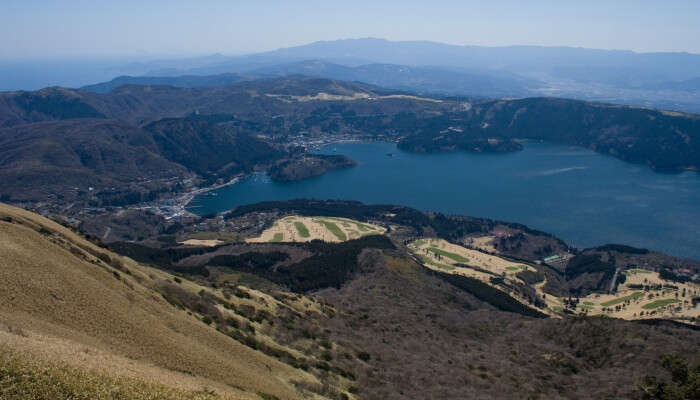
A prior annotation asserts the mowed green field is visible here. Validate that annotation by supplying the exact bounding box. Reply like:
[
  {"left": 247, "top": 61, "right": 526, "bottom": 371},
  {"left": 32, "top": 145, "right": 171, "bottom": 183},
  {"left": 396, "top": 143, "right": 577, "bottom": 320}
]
[
  {"left": 600, "top": 292, "right": 644, "bottom": 307},
  {"left": 271, "top": 232, "right": 284, "bottom": 242},
  {"left": 642, "top": 298, "right": 680, "bottom": 310},
  {"left": 316, "top": 220, "right": 346, "bottom": 241},
  {"left": 355, "top": 223, "right": 370, "bottom": 232},
  {"left": 327, "top": 217, "right": 375, "bottom": 233},
  {"left": 428, "top": 247, "right": 470, "bottom": 263},
  {"left": 294, "top": 221, "right": 310, "bottom": 238},
  {"left": 418, "top": 254, "right": 455, "bottom": 271}
]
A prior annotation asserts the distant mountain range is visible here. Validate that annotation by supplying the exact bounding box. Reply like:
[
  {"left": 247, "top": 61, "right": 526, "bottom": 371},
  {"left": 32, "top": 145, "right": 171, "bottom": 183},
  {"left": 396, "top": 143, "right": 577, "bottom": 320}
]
[
  {"left": 3, "top": 39, "right": 700, "bottom": 400},
  {"left": 80, "top": 73, "right": 257, "bottom": 94},
  {"left": 135, "top": 39, "right": 700, "bottom": 110},
  {"left": 250, "top": 60, "right": 540, "bottom": 97},
  {"left": 83, "top": 60, "right": 541, "bottom": 98},
  {"left": 4, "top": 38, "right": 700, "bottom": 112},
  {"left": 141, "top": 38, "right": 700, "bottom": 84},
  {"left": 641, "top": 77, "right": 700, "bottom": 92}
]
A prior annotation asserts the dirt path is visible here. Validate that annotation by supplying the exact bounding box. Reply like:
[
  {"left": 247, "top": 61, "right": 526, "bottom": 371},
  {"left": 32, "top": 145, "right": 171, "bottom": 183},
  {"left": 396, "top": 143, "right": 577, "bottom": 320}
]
[{"left": 608, "top": 267, "right": 621, "bottom": 293}]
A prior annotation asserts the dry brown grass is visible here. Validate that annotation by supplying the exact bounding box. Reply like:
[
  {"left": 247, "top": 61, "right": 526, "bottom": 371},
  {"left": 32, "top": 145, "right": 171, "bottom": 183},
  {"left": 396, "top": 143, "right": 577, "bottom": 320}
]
[
  {"left": 409, "top": 238, "right": 534, "bottom": 278},
  {"left": 408, "top": 238, "right": 552, "bottom": 315},
  {"left": 0, "top": 345, "right": 240, "bottom": 400},
  {"left": 181, "top": 239, "right": 224, "bottom": 247},
  {"left": 0, "top": 203, "right": 323, "bottom": 399},
  {"left": 466, "top": 236, "right": 497, "bottom": 253},
  {"left": 572, "top": 270, "right": 700, "bottom": 321},
  {"left": 247, "top": 215, "right": 385, "bottom": 243}
]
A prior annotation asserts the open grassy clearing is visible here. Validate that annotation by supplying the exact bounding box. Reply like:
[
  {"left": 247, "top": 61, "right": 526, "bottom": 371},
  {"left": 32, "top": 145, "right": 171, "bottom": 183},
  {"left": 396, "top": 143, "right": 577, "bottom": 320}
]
[
  {"left": 427, "top": 246, "right": 470, "bottom": 263},
  {"left": 247, "top": 215, "right": 385, "bottom": 243},
  {"left": 418, "top": 254, "right": 456, "bottom": 271},
  {"left": 408, "top": 238, "right": 700, "bottom": 323},
  {"left": 409, "top": 238, "right": 533, "bottom": 276},
  {"left": 564, "top": 269, "right": 700, "bottom": 322},
  {"left": 408, "top": 238, "right": 699, "bottom": 323},
  {"left": 180, "top": 239, "right": 224, "bottom": 247},
  {"left": 412, "top": 239, "right": 427, "bottom": 247},
  {"left": 408, "top": 238, "right": 550, "bottom": 315},
  {"left": 623, "top": 268, "right": 653, "bottom": 275},
  {"left": 621, "top": 269, "right": 677, "bottom": 289},
  {"left": 600, "top": 292, "right": 645, "bottom": 307},
  {"left": 0, "top": 203, "right": 324, "bottom": 400},
  {"left": 642, "top": 299, "right": 680, "bottom": 310},
  {"left": 293, "top": 221, "right": 310, "bottom": 238},
  {"left": 314, "top": 219, "right": 346, "bottom": 241},
  {"left": 354, "top": 222, "right": 370, "bottom": 232},
  {"left": 0, "top": 347, "right": 238, "bottom": 400},
  {"left": 325, "top": 216, "right": 380, "bottom": 235}
]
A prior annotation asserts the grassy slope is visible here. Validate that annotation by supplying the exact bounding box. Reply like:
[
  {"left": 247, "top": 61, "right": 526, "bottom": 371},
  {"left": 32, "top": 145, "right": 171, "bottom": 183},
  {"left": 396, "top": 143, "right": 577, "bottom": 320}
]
[
  {"left": 316, "top": 220, "right": 347, "bottom": 241},
  {"left": 0, "top": 347, "right": 236, "bottom": 400},
  {"left": 293, "top": 221, "right": 310, "bottom": 238},
  {"left": 600, "top": 292, "right": 645, "bottom": 307},
  {"left": 427, "top": 246, "right": 470, "bottom": 263},
  {"left": 0, "top": 203, "right": 317, "bottom": 400}
]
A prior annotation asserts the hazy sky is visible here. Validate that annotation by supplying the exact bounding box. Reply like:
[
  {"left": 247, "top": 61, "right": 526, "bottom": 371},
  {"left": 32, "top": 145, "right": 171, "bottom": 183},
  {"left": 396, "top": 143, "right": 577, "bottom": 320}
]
[{"left": 2, "top": 0, "right": 700, "bottom": 59}]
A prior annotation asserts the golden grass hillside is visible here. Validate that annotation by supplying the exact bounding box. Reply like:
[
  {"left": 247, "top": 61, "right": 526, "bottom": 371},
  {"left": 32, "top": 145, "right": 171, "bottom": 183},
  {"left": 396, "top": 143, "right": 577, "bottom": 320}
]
[
  {"left": 0, "top": 203, "right": 327, "bottom": 400},
  {"left": 0, "top": 346, "right": 238, "bottom": 400}
]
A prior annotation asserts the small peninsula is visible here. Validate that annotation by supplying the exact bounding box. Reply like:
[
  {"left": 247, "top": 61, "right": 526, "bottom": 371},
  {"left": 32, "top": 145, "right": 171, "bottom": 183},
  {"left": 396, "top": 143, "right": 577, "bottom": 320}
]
[{"left": 267, "top": 154, "right": 357, "bottom": 182}]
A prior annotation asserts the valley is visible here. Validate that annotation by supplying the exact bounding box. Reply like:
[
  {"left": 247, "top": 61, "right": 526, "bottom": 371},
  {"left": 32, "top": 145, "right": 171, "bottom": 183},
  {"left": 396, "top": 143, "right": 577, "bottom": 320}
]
[
  {"left": 2, "top": 73, "right": 700, "bottom": 400},
  {"left": 5, "top": 3, "right": 700, "bottom": 398},
  {"left": 187, "top": 141, "right": 700, "bottom": 260},
  {"left": 2, "top": 77, "right": 699, "bottom": 249},
  {"left": 4, "top": 200, "right": 698, "bottom": 399},
  {"left": 214, "top": 211, "right": 700, "bottom": 325}
]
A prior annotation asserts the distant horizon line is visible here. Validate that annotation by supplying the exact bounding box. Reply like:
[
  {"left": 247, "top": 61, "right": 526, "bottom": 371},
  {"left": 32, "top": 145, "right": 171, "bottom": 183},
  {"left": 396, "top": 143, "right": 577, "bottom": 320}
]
[{"left": 2, "top": 37, "right": 699, "bottom": 61}]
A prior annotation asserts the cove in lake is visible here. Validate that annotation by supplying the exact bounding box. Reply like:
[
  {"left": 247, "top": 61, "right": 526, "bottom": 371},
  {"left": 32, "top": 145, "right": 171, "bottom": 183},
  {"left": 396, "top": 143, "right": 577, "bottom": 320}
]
[{"left": 187, "top": 141, "right": 700, "bottom": 260}]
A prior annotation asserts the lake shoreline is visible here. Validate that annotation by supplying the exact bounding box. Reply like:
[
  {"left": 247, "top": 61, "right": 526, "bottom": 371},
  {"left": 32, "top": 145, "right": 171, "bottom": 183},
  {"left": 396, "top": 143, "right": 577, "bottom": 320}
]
[{"left": 187, "top": 141, "right": 700, "bottom": 260}]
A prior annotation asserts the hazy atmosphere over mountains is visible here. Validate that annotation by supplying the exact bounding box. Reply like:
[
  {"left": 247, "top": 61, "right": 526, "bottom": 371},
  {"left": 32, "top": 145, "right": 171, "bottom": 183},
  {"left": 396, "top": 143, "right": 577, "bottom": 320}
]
[
  {"left": 3, "top": 1, "right": 700, "bottom": 112},
  {"left": 2, "top": 2, "right": 700, "bottom": 400},
  {"left": 5, "top": 38, "right": 700, "bottom": 112}
]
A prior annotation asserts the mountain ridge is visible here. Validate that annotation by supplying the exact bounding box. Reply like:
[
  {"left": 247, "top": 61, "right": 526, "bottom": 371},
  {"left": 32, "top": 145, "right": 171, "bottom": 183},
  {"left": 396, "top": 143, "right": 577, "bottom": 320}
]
[
  {"left": 2, "top": 201, "right": 699, "bottom": 399},
  {"left": 0, "top": 202, "right": 328, "bottom": 399},
  {"left": 1, "top": 75, "right": 699, "bottom": 211}
]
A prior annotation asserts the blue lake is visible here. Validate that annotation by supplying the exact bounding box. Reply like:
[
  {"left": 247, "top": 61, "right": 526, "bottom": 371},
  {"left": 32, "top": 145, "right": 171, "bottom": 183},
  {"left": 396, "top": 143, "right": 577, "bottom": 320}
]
[{"left": 187, "top": 141, "right": 700, "bottom": 260}]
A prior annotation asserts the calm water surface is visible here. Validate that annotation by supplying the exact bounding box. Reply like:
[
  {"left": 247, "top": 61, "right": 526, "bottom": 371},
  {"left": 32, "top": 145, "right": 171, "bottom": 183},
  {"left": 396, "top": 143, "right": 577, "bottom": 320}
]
[{"left": 188, "top": 141, "right": 700, "bottom": 260}]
